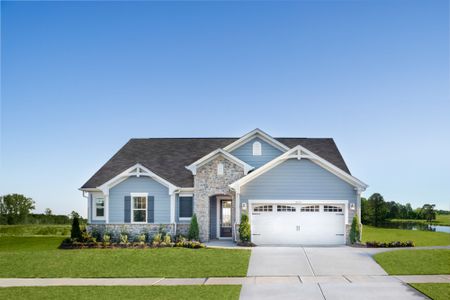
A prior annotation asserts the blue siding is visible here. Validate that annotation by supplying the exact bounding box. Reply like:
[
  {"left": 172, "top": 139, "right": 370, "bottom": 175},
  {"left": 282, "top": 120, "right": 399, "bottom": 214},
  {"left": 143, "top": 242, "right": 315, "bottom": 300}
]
[
  {"left": 230, "top": 137, "right": 284, "bottom": 168},
  {"left": 109, "top": 176, "right": 170, "bottom": 223},
  {"left": 240, "top": 159, "right": 357, "bottom": 210}
]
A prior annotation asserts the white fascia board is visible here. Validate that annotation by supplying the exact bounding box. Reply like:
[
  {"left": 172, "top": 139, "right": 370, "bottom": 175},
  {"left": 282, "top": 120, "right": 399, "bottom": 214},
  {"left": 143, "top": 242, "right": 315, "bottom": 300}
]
[
  {"left": 185, "top": 149, "right": 254, "bottom": 175},
  {"left": 230, "top": 145, "right": 368, "bottom": 191},
  {"left": 97, "top": 163, "right": 178, "bottom": 195},
  {"left": 223, "top": 128, "right": 290, "bottom": 152},
  {"left": 79, "top": 188, "right": 101, "bottom": 192}
]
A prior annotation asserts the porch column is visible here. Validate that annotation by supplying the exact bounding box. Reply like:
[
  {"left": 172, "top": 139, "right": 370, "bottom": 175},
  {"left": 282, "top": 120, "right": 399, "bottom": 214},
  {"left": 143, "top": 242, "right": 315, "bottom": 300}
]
[
  {"left": 170, "top": 193, "right": 176, "bottom": 223},
  {"left": 105, "top": 195, "right": 109, "bottom": 224}
]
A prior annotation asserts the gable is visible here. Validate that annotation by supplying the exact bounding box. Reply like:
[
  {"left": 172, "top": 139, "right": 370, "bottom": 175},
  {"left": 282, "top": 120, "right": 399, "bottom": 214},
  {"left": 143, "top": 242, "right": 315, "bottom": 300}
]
[
  {"left": 230, "top": 137, "right": 284, "bottom": 168},
  {"left": 240, "top": 158, "right": 356, "bottom": 200}
]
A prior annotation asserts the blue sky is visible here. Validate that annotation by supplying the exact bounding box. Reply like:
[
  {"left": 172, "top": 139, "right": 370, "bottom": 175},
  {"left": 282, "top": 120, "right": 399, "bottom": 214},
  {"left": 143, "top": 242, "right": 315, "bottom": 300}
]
[{"left": 1, "top": 0, "right": 449, "bottom": 216}]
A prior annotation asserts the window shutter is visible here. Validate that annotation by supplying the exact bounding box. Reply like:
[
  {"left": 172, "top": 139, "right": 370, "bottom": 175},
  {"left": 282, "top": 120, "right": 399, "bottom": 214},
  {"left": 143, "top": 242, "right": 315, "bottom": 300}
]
[
  {"left": 148, "top": 196, "right": 154, "bottom": 223},
  {"left": 124, "top": 196, "right": 131, "bottom": 223}
]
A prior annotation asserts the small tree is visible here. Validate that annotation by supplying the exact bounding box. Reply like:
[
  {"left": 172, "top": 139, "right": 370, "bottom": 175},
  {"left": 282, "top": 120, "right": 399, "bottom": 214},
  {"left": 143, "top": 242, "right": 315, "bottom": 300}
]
[
  {"left": 349, "top": 215, "right": 361, "bottom": 244},
  {"left": 239, "top": 213, "right": 251, "bottom": 242},
  {"left": 368, "top": 193, "right": 388, "bottom": 226},
  {"left": 44, "top": 208, "right": 52, "bottom": 216},
  {"left": 188, "top": 214, "right": 199, "bottom": 241},
  {"left": 421, "top": 204, "right": 436, "bottom": 223},
  {"left": 71, "top": 216, "right": 82, "bottom": 240}
]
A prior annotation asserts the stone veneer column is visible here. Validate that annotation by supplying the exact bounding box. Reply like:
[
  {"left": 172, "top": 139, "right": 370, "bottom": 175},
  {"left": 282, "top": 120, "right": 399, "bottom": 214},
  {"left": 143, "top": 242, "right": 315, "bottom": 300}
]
[{"left": 194, "top": 156, "right": 245, "bottom": 242}]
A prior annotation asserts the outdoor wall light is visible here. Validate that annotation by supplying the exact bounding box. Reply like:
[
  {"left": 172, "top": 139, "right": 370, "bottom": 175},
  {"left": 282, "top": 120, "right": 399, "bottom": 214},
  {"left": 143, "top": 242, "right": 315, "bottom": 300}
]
[
  {"left": 241, "top": 203, "right": 247, "bottom": 210},
  {"left": 350, "top": 203, "right": 356, "bottom": 210}
]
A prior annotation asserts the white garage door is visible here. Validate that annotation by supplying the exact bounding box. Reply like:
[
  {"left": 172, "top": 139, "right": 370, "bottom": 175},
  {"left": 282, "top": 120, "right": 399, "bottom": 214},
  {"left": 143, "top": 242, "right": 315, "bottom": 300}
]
[{"left": 251, "top": 203, "right": 345, "bottom": 245}]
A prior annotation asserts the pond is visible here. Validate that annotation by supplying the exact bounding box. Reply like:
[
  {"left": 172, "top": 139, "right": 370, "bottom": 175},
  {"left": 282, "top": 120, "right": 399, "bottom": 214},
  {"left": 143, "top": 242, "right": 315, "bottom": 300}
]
[{"left": 379, "top": 221, "right": 450, "bottom": 233}]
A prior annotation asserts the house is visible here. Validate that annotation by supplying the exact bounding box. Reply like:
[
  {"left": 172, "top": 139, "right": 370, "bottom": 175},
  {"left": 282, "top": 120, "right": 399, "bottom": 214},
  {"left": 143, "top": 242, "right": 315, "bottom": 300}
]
[{"left": 80, "top": 129, "right": 367, "bottom": 245}]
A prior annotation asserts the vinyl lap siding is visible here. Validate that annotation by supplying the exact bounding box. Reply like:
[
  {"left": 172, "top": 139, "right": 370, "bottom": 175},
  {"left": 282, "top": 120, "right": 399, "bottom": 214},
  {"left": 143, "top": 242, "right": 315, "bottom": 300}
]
[
  {"left": 240, "top": 159, "right": 357, "bottom": 221},
  {"left": 230, "top": 137, "right": 283, "bottom": 168},
  {"left": 109, "top": 176, "right": 170, "bottom": 223}
]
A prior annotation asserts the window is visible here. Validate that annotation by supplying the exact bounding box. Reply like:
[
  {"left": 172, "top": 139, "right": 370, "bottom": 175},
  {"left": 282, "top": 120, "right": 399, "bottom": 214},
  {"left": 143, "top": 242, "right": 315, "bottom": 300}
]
[
  {"left": 301, "top": 205, "right": 319, "bottom": 212},
  {"left": 324, "top": 205, "right": 343, "bottom": 212},
  {"left": 252, "top": 141, "right": 262, "bottom": 156},
  {"left": 132, "top": 194, "right": 147, "bottom": 223},
  {"left": 94, "top": 198, "right": 105, "bottom": 218},
  {"left": 217, "top": 163, "right": 224, "bottom": 176},
  {"left": 179, "top": 196, "right": 193, "bottom": 219},
  {"left": 277, "top": 205, "right": 296, "bottom": 212},
  {"left": 253, "top": 205, "right": 272, "bottom": 212}
]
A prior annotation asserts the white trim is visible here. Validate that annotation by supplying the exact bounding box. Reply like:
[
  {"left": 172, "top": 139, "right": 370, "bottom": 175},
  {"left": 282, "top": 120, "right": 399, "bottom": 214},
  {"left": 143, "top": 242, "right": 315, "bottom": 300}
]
[
  {"left": 170, "top": 193, "right": 176, "bottom": 223},
  {"left": 179, "top": 193, "right": 194, "bottom": 197},
  {"left": 179, "top": 217, "right": 192, "bottom": 221},
  {"left": 93, "top": 197, "right": 106, "bottom": 220},
  {"left": 178, "top": 187, "right": 194, "bottom": 193},
  {"left": 252, "top": 141, "right": 262, "bottom": 156},
  {"left": 105, "top": 195, "right": 109, "bottom": 223},
  {"left": 224, "top": 128, "right": 290, "bottom": 153},
  {"left": 230, "top": 145, "right": 368, "bottom": 192},
  {"left": 97, "top": 163, "right": 178, "bottom": 196},
  {"left": 185, "top": 149, "right": 254, "bottom": 175},
  {"left": 217, "top": 163, "right": 224, "bottom": 175},
  {"left": 131, "top": 193, "right": 148, "bottom": 224},
  {"left": 216, "top": 196, "right": 233, "bottom": 240}
]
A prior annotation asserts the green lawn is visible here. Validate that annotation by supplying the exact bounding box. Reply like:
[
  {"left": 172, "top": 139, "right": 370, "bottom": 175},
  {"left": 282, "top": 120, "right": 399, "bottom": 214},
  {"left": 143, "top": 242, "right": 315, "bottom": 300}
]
[
  {"left": 373, "top": 249, "right": 450, "bottom": 275},
  {"left": 410, "top": 283, "right": 450, "bottom": 300},
  {"left": 362, "top": 226, "right": 450, "bottom": 246},
  {"left": 0, "top": 286, "right": 241, "bottom": 300},
  {"left": 0, "top": 236, "right": 250, "bottom": 278},
  {"left": 0, "top": 225, "right": 71, "bottom": 236}
]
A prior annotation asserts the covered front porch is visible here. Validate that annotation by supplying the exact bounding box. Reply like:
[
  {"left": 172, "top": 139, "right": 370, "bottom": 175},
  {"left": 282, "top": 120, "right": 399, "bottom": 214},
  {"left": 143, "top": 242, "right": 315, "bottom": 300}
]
[{"left": 209, "top": 194, "right": 237, "bottom": 241}]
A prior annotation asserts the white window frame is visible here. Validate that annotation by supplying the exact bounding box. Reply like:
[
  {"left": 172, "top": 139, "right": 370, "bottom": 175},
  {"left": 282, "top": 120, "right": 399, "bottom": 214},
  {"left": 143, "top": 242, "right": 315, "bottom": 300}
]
[
  {"left": 252, "top": 141, "right": 262, "bottom": 156},
  {"left": 93, "top": 197, "right": 105, "bottom": 220},
  {"left": 130, "top": 193, "right": 148, "bottom": 224},
  {"left": 217, "top": 163, "right": 224, "bottom": 176},
  {"left": 179, "top": 193, "right": 193, "bottom": 221}
]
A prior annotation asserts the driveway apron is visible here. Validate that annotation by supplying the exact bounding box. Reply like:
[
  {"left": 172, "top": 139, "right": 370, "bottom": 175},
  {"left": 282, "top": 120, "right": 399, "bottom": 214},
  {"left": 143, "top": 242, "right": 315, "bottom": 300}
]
[
  {"left": 247, "top": 247, "right": 314, "bottom": 276},
  {"left": 241, "top": 246, "right": 427, "bottom": 300}
]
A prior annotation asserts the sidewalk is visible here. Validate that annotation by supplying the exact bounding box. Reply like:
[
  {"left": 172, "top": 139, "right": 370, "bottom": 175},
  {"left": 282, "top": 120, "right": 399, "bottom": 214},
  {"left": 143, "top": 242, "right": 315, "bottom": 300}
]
[{"left": 0, "top": 275, "right": 449, "bottom": 287}]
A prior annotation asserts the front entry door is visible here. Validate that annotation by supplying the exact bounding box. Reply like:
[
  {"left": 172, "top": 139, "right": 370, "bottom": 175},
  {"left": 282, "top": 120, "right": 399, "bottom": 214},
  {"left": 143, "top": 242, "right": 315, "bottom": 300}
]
[{"left": 220, "top": 199, "right": 232, "bottom": 238}]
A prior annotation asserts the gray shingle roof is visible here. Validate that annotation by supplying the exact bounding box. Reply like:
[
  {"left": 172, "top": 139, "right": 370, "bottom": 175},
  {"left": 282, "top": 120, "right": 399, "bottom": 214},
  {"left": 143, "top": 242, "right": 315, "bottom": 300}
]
[{"left": 81, "top": 137, "right": 350, "bottom": 189}]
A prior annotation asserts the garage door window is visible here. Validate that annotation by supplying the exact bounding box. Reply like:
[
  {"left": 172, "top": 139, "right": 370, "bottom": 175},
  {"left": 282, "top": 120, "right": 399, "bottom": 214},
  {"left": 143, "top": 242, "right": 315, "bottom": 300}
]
[
  {"left": 253, "top": 205, "right": 272, "bottom": 212},
  {"left": 277, "top": 205, "right": 296, "bottom": 212},
  {"left": 324, "top": 205, "right": 343, "bottom": 212},
  {"left": 301, "top": 205, "right": 319, "bottom": 212}
]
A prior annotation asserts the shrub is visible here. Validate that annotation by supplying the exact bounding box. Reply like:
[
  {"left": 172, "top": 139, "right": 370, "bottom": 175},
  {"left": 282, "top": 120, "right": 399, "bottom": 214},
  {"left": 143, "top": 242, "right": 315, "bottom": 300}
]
[
  {"left": 349, "top": 215, "right": 361, "bottom": 244},
  {"left": 239, "top": 213, "right": 251, "bottom": 242},
  {"left": 70, "top": 217, "right": 82, "bottom": 241},
  {"left": 138, "top": 233, "right": 146, "bottom": 244},
  {"left": 103, "top": 234, "right": 111, "bottom": 244},
  {"left": 120, "top": 233, "right": 129, "bottom": 244},
  {"left": 164, "top": 233, "right": 171, "bottom": 244},
  {"left": 366, "top": 240, "right": 414, "bottom": 248},
  {"left": 152, "top": 233, "right": 162, "bottom": 247},
  {"left": 188, "top": 214, "right": 199, "bottom": 241}
]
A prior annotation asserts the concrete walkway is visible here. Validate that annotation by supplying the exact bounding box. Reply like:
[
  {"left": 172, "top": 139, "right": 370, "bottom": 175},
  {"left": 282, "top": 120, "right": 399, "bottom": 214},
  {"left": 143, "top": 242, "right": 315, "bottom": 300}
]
[{"left": 0, "top": 275, "right": 448, "bottom": 287}]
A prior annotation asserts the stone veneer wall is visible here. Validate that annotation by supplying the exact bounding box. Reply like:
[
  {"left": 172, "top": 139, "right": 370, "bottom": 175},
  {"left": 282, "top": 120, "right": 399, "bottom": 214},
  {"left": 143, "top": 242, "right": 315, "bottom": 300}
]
[
  {"left": 194, "top": 156, "right": 245, "bottom": 241},
  {"left": 87, "top": 224, "right": 190, "bottom": 241}
]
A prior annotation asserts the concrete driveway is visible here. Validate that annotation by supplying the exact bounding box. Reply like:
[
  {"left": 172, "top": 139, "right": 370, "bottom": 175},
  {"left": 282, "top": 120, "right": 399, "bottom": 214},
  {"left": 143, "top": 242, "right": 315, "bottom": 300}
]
[
  {"left": 241, "top": 246, "right": 427, "bottom": 300},
  {"left": 247, "top": 246, "right": 387, "bottom": 276}
]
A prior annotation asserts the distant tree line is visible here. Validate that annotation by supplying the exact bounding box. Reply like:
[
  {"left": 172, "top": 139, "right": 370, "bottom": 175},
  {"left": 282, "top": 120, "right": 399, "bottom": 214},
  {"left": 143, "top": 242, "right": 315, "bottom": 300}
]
[
  {"left": 361, "top": 193, "right": 439, "bottom": 226},
  {"left": 0, "top": 193, "right": 85, "bottom": 225}
]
